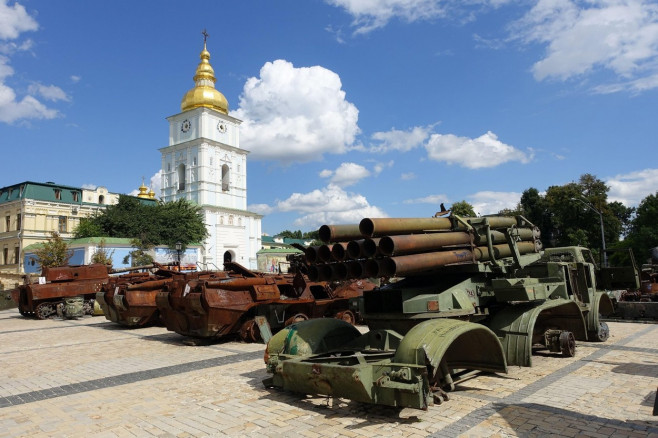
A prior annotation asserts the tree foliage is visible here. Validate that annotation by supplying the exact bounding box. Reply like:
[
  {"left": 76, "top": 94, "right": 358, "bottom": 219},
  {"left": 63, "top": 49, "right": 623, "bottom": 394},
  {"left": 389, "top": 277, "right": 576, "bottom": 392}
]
[
  {"left": 277, "top": 230, "right": 303, "bottom": 239},
  {"left": 74, "top": 196, "right": 208, "bottom": 250},
  {"left": 614, "top": 192, "right": 658, "bottom": 264},
  {"left": 90, "top": 238, "right": 114, "bottom": 266},
  {"left": 450, "top": 200, "right": 476, "bottom": 217},
  {"left": 517, "top": 174, "right": 635, "bottom": 264},
  {"left": 122, "top": 238, "right": 154, "bottom": 267},
  {"left": 32, "top": 232, "right": 72, "bottom": 270}
]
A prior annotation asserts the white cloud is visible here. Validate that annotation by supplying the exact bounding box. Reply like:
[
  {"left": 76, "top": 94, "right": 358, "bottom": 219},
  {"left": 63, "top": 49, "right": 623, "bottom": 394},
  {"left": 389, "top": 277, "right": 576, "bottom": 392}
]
[
  {"left": 268, "top": 184, "right": 387, "bottom": 229},
  {"left": 400, "top": 172, "right": 416, "bottom": 180},
  {"left": 468, "top": 190, "right": 521, "bottom": 215},
  {"left": 0, "top": 1, "right": 66, "bottom": 124},
  {"left": 513, "top": 0, "right": 658, "bottom": 92},
  {"left": 233, "top": 59, "right": 360, "bottom": 164},
  {"left": 248, "top": 203, "right": 274, "bottom": 215},
  {"left": 607, "top": 168, "right": 658, "bottom": 206},
  {"left": 403, "top": 194, "right": 450, "bottom": 205},
  {"left": 70, "top": 75, "right": 81, "bottom": 83},
  {"left": 27, "top": 83, "right": 70, "bottom": 102},
  {"left": 0, "top": 0, "right": 37, "bottom": 39},
  {"left": 326, "top": 0, "right": 513, "bottom": 34},
  {"left": 319, "top": 169, "right": 333, "bottom": 178},
  {"left": 81, "top": 183, "right": 97, "bottom": 190},
  {"left": 425, "top": 131, "right": 532, "bottom": 168},
  {"left": 372, "top": 160, "right": 394, "bottom": 175},
  {"left": 324, "top": 162, "right": 371, "bottom": 187},
  {"left": 370, "top": 125, "right": 432, "bottom": 153}
]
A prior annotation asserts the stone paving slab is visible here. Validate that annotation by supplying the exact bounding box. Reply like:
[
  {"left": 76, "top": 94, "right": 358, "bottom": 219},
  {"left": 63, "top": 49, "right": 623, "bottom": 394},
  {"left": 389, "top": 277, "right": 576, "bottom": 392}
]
[{"left": 0, "top": 308, "right": 656, "bottom": 437}]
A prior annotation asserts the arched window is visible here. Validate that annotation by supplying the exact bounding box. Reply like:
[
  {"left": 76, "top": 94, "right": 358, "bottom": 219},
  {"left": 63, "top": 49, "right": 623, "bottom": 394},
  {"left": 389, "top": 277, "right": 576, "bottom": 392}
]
[
  {"left": 98, "top": 195, "right": 105, "bottom": 205},
  {"left": 178, "top": 164, "right": 186, "bottom": 191},
  {"left": 221, "top": 164, "right": 229, "bottom": 191},
  {"left": 223, "top": 251, "right": 233, "bottom": 263}
]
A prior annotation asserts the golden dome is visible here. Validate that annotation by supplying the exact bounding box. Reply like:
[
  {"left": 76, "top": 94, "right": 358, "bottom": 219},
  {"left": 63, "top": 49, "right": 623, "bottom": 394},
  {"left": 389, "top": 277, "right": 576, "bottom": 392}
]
[
  {"left": 148, "top": 188, "right": 156, "bottom": 199},
  {"left": 137, "top": 180, "right": 150, "bottom": 199},
  {"left": 181, "top": 41, "right": 228, "bottom": 114}
]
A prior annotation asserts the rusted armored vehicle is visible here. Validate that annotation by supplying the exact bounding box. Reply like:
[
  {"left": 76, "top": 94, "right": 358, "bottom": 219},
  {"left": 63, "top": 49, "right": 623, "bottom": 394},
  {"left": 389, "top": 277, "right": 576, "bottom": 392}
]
[
  {"left": 156, "top": 262, "right": 375, "bottom": 342},
  {"left": 96, "top": 267, "right": 228, "bottom": 327},
  {"left": 608, "top": 263, "right": 658, "bottom": 320},
  {"left": 264, "top": 214, "right": 617, "bottom": 410},
  {"left": 13, "top": 264, "right": 110, "bottom": 319}
]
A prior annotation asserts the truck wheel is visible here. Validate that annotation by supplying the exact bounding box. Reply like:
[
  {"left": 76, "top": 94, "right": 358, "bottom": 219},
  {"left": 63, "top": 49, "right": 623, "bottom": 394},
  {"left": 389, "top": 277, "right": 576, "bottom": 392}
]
[
  {"left": 591, "top": 321, "right": 609, "bottom": 342},
  {"left": 559, "top": 331, "right": 576, "bottom": 357}
]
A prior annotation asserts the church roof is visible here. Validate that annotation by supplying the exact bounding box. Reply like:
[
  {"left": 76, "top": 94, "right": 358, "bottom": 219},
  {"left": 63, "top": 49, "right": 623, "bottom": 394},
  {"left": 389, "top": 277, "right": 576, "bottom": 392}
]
[{"left": 180, "top": 31, "right": 228, "bottom": 114}]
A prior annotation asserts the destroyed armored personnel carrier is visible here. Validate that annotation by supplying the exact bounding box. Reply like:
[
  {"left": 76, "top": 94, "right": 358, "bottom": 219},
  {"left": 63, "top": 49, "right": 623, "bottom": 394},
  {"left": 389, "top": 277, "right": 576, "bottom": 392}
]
[
  {"left": 264, "top": 214, "right": 618, "bottom": 410},
  {"left": 156, "top": 262, "right": 375, "bottom": 342},
  {"left": 97, "top": 267, "right": 230, "bottom": 327},
  {"left": 13, "top": 264, "right": 110, "bottom": 319}
]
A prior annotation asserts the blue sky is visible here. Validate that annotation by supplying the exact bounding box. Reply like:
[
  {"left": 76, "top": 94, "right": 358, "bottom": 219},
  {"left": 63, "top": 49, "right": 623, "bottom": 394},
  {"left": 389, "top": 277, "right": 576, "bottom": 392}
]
[{"left": 1, "top": 0, "right": 657, "bottom": 235}]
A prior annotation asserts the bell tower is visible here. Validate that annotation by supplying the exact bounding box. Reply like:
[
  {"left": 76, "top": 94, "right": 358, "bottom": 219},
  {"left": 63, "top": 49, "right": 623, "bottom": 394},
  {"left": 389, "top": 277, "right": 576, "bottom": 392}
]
[{"left": 159, "top": 30, "right": 262, "bottom": 270}]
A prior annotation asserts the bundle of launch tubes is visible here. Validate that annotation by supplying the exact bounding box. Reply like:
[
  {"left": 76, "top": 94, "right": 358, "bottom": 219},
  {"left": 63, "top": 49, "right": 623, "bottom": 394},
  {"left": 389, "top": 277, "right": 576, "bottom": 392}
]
[{"left": 305, "top": 215, "right": 542, "bottom": 281}]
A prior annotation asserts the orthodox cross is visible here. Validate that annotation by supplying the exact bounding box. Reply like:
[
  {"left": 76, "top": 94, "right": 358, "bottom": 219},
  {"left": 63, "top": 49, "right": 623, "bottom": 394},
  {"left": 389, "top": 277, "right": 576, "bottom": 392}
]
[{"left": 202, "top": 29, "right": 209, "bottom": 43}]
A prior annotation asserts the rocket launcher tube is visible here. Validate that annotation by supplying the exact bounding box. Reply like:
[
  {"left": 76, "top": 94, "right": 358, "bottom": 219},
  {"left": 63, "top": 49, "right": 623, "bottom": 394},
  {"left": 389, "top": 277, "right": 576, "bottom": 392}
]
[
  {"left": 319, "top": 224, "right": 362, "bottom": 243},
  {"left": 381, "top": 242, "right": 538, "bottom": 277},
  {"left": 360, "top": 217, "right": 455, "bottom": 237},
  {"left": 379, "top": 232, "right": 473, "bottom": 256},
  {"left": 359, "top": 216, "right": 521, "bottom": 238}
]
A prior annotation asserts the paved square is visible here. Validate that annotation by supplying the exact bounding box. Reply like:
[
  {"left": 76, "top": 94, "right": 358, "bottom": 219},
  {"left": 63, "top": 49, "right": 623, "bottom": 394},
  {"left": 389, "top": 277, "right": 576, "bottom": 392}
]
[{"left": 0, "top": 308, "right": 656, "bottom": 437}]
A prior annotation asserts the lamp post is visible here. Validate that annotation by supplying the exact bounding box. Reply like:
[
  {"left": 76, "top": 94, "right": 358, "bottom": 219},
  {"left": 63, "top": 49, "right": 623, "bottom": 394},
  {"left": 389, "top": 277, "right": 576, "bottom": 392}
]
[
  {"left": 572, "top": 197, "right": 607, "bottom": 267},
  {"left": 175, "top": 241, "right": 182, "bottom": 270}
]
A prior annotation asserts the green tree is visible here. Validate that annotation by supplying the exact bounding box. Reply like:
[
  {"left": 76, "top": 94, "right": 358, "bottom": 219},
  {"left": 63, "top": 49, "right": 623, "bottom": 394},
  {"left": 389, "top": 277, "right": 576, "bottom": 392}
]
[
  {"left": 90, "top": 238, "right": 114, "bottom": 266},
  {"left": 450, "top": 200, "right": 476, "bottom": 217},
  {"left": 122, "top": 239, "right": 154, "bottom": 267},
  {"left": 74, "top": 218, "right": 104, "bottom": 239},
  {"left": 31, "top": 232, "right": 72, "bottom": 270},
  {"left": 277, "top": 230, "right": 303, "bottom": 239},
  {"left": 74, "top": 196, "right": 207, "bottom": 250},
  {"left": 620, "top": 192, "right": 658, "bottom": 264},
  {"left": 517, "top": 174, "right": 625, "bottom": 264}
]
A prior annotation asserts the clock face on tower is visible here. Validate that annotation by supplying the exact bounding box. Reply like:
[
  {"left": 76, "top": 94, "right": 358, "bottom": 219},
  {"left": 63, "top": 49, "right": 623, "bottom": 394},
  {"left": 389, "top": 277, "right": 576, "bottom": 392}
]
[
  {"left": 217, "top": 122, "right": 227, "bottom": 133},
  {"left": 181, "top": 119, "right": 191, "bottom": 133}
]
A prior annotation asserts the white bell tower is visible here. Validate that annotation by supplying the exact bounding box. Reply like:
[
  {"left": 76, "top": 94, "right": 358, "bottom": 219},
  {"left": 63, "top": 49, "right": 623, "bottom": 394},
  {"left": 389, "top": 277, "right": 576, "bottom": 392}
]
[{"left": 159, "top": 31, "right": 262, "bottom": 270}]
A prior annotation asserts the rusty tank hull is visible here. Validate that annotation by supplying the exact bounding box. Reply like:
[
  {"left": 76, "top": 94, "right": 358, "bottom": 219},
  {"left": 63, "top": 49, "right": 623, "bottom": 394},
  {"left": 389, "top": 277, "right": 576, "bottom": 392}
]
[
  {"left": 156, "top": 262, "right": 375, "bottom": 342},
  {"left": 97, "top": 269, "right": 228, "bottom": 327},
  {"left": 15, "top": 264, "right": 110, "bottom": 319}
]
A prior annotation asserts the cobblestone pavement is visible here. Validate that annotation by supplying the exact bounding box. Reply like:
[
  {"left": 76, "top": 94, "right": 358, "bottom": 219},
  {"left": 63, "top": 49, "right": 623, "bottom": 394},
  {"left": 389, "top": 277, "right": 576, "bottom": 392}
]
[{"left": 0, "top": 308, "right": 656, "bottom": 438}]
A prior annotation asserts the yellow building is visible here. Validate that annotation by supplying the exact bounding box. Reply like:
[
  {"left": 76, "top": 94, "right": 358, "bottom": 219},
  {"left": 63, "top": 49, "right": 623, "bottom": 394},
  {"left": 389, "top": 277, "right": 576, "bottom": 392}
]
[{"left": 0, "top": 181, "right": 126, "bottom": 289}]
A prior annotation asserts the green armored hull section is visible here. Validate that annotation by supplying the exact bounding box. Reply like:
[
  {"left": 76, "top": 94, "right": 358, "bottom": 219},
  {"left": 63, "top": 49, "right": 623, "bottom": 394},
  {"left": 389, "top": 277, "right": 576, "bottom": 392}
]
[{"left": 264, "top": 214, "right": 618, "bottom": 410}]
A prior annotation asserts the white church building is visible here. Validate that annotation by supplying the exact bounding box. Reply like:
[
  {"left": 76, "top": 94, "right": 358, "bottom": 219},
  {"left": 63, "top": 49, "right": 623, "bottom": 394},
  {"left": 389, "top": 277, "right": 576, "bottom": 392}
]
[{"left": 159, "top": 36, "right": 262, "bottom": 270}]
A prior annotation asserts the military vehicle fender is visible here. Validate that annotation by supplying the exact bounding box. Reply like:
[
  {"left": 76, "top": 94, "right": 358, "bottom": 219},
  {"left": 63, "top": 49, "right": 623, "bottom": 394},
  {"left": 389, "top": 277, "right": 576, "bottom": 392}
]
[
  {"left": 266, "top": 318, "right": 361, "bottom": 359},
  {"left": 489, "top": 299, "right": 586, "bottom": 367},
  {"left": 393, "top": 319, "right": 507, "bottom": 386}
]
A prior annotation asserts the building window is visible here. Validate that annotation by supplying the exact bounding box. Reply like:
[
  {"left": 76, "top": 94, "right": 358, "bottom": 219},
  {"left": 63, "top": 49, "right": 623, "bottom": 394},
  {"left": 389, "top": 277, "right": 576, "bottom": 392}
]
[
  {"left": 13, "top": 247, "right": 19, "bottom": 265},
  {"left": 221, "top": 164, "right": 230, "bottom": 191},
  {"left": 99, "top": 195, "right": 105, "bottom": 204},
  {"left": 2, "top": 248, "right": 7, "bottom": 265},
  {"left": 5, "top": 216, "right": 9, "bottom": 232},
  {"left": 178, "top": 163, "right": 186, "bottom": 191},
  {"left": 229, "top": 215, "right": 234, "bottom": 225},
  {"left": 193, "top": 156, "right": 197, "bottom": 166},
  {"left": 54, "top": 189, "right": 61, "bottom": 200},
  {"left": 58, "top": 216, "right": 67, "bottom": 233},
  {"left": 72, "top": 192, "right": 79, "bottom": 202},
  {"left": 16, "top": 214, "right": 21, "bottom": 231}
]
